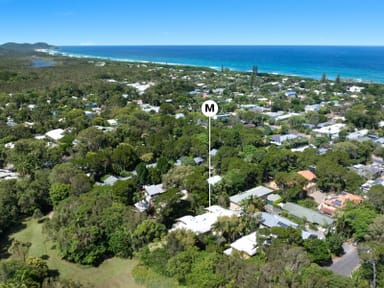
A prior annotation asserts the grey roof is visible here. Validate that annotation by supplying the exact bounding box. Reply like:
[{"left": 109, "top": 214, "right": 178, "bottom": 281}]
[
  {"left": 260, "top": 212, "right": 318, "bottom": 240},
  {"left": 267, "top": 194, "right": 282, "bottom": 202},
  {"left": 230, "top": 186, "right": 274, "bottom": 205},
  {"left": 282, "top": 202, "right": 334, "bottom": 226},
  {"left": 144, "top": 184, "right": 165, "bottom": 196},
  {"left": 260, "top": 212, "right": 298, "bottom": 229},
  {"left": 101, "top": 175, "right": 131, "bottom": 186},
  {"left": 194, "top": 157, "right": 204, "bottom": 165}
]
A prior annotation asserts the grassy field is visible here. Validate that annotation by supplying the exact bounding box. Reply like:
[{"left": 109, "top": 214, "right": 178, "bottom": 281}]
[{"left": 9, "top": 219, "right": 143, "bottom": 288}]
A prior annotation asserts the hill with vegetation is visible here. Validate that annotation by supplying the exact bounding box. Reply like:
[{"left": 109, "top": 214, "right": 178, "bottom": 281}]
[{"left": 0, "top": 42, "right": 55, "bottom": 55}]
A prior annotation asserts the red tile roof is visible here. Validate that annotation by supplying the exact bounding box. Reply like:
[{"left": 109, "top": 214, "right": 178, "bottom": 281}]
[{"left": 297, "top": 170, "right": 317, "bottom": 181}]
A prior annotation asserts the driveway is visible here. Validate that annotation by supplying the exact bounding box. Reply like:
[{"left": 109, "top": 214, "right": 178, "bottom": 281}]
[
  {"left": 328, "top": 242, "right": 360, "bottom": 277},
  {"left": 308, "top": 190, "right": 326, "bottom": 205}
]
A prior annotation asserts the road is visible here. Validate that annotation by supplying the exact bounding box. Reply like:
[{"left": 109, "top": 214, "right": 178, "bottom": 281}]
[{"left": 328, "top": 242, "right": 360, "bottom": 277}]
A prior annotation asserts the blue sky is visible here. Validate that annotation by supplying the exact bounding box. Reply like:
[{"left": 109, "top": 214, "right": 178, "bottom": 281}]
[{"left": 1, "top": 0, "right": 383, "bottom": 45}]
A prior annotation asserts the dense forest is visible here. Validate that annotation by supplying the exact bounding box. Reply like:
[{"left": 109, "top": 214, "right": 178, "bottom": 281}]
[{"left": 1, "top": 44, "right": 384, "bottom": 287}]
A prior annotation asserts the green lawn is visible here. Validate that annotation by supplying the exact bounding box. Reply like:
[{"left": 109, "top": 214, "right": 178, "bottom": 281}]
[{"left": 9, "top": 219, "right": 143, "bottom": 288}]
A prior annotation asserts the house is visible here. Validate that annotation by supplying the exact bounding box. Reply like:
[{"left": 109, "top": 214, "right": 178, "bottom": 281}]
[
  {"left": 361, "top": 178, "right": 384, "bottom": 192},
  {"left": 213, "top": 113, "right": 232, "bottom": 120},
  {"left": 96, "top": 175, "right": 132, "bottom": 186},
  {"left": 171, "top": 205, "right": 240, "bottom": 234},
  {"left": 275, "top": 113, "right": 300, "bottom": 122},
  {"left": 346, "top": 129, "right": 369, "bottom": 141},
  {"left": 261, "top": 212, "right": 320, "bottom": 238},
  {"left": 224, "top": 232, "right": 257, "bottom": 258},
  {"left": 271, "top": 134, "right": 300, "bottom": 146},
  {"left": 313, "top": 123, "right": 346, "bottom": 139},
  {"left": 347, "top": 86, "right": 365, "bottom": 93},
  {"left": 209, "top": 149, "right": 218, "bottom": 157},
  {"left": 266, "top": 194, "right": 282, "bottom": 205},
  {"left": 319, "top": 192, "right": 363, "bottom": 215},
  {"left": 127, "top": 82, "right": 154, "bottom": 94},
  {"left": 239, "top": 104, "right": 266, "bottom": 113},
  {"left": 282, "top": 202, "right": 334, "bottom": 226},
  {"left": 263, "top": 111, "right": 285, "bottom": 120},
  {"left": 107, "top": 119, "right": 118, "bottom": 126},
  {"left": 291, "top": 145, "right": 313, "bottom": 152},
  {"left": 285, "top": 91, "right": 297, "bottom": 97},
  {"left": 84, "top": 111, "right": 96, "bottom": 119},
  {"left": 230, "top": 186, "right": 274, "bottom": 210},
  {"left": 193, "top": 157, "right": 204, "bottom": 165},
  {"left": 207, "top": 175, "right": 222, "bottom": 186},
  {"left": 224, "top": 212, "right": 321, "bottom": 258},
  {"left": 45, "top": 128, "right": 65, "bottom": 141},
  {"left": 260, "top": 212, "right": 299, "bottom": 229},
  {"left": 140, "top": 104, "right": 160, "bottom": 113},
  {"left": 305, "top": 104, "right": 321, "bottom": 113},
  {"left": 297, "top": 170, "right": 319, "bottom": 194},
  {"left": 143, "top": 184, "right": 166, "bottom": 197},
  {"left": 352, "top": 164, "right": 383, "bottom": 180}
]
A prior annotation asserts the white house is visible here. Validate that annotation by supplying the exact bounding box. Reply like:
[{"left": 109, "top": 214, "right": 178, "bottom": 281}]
[
  {"left": 224, "top": 232, "right": 257, "bottom": 258},
  {"left": 45, "top": 128, "right": 65, "bottom": 141},
  {"left": 207, "top": 175, "right": 222, "bottom": 186},
  {"left": 313, "top": 123, "right": 346, "bottom": 139},
  {"left": 143, "top": 184, "right": 166, "bottom": 197},
  {"left": 171, "top": 205, "right": 240, "bottom": 234},
  {"left": 348, "top": 86, "right": 365, "bottom": 93}
]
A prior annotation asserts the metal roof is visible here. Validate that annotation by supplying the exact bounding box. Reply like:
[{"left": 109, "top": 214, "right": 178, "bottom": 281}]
[
  {"left": 282, "top": 202, "right": 334, "bottom": 226},
  {"left": 230, "top": 186, "right": 273, "bottom": 204}
]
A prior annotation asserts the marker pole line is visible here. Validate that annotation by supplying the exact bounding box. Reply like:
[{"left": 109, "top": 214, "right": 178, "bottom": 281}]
[
  {"left": 201, "top": 100, "right": 218, "bottom": 208},
  {"left": 209, "top": 116, "right": 211, "bottom": 207}
]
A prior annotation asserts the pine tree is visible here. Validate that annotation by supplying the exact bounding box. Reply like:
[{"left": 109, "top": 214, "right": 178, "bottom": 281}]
[
  {"left": 321, "top": 72, "right": 327, "bottom": 83},
  {"left": 336, "top": 74, "right": 341, "bottom": 84}
]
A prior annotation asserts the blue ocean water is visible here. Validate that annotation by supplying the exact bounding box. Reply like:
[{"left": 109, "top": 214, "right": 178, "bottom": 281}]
[{"left": 55, "top": 46, "right": 384, "bottom": 83}]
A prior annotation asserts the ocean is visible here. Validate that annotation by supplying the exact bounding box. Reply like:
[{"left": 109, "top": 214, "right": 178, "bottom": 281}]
[{"left": 53, "top": 46, "right": 384, "bottom": 83}]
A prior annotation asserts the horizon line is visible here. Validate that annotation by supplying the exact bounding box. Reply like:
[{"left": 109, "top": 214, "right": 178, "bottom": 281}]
[
  {"left": 2, "top": 41, "right": 384, "bottom": 48},
  {"left": 56, "top": 43, "right": 384, "bottom": 47}
]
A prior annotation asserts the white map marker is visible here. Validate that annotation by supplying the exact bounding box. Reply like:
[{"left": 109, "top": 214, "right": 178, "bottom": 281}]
[{"left": 201, "top": 100, "right": 218, "bottom": 207}]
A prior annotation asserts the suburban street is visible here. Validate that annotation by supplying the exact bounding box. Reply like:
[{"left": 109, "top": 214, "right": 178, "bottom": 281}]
[{"left": 328, "top": 242, "right": 360, "bottom": 277}]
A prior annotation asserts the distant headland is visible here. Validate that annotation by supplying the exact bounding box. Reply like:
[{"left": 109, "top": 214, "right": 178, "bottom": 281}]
[{"left": 0, "top": 42, "right": 56, "bottom": 55}]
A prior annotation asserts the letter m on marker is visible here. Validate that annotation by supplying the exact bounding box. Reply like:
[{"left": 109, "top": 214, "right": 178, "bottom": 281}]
[{"left": 205, "top": 103, "right": 215, "bottom": 113}]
